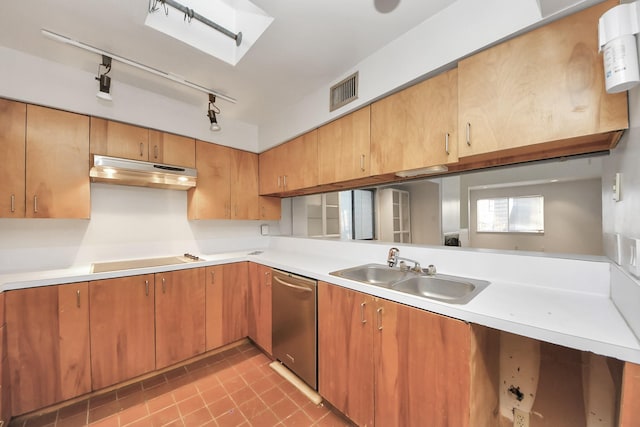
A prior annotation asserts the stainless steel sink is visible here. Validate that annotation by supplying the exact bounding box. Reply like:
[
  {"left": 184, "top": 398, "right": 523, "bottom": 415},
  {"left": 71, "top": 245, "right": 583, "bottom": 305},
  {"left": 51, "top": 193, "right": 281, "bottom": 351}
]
[
  {"left": 329, "top": 263, "right": 412, "bottom": 286},
  {"left": 391, "top": 275, "right": 489, "bottom": 304},
  {"left": 329, "top": 264, "right": 489, "bottom": 304}
]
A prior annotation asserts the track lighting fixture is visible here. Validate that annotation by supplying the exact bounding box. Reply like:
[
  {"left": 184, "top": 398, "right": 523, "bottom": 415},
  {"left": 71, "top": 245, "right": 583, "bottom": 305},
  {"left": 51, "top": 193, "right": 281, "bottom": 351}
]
[
  {"left": 96, "top": 55, "right": 112, "bottom": 101},
  {"left": 207, "top": 94, "right": 221, "bottom": 131}
]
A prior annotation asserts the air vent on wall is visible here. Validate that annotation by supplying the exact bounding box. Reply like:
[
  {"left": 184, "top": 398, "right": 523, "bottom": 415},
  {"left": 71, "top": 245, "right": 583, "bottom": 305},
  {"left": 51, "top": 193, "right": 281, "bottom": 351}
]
[{"left": 330, "top": 72, "right": 358, "bottom": 111}]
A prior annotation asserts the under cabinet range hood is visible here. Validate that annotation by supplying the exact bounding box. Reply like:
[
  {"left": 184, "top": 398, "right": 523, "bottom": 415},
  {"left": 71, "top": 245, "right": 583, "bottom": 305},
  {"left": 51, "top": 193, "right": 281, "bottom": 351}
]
[{"left": 89, "top": 154, "right": 197, "bottom": 190}]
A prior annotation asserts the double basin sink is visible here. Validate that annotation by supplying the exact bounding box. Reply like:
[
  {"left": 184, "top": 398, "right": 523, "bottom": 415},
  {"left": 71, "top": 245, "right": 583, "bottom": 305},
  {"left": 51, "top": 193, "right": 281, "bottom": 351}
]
[{"left": 330, "top": 263, "right": 489, "bottom": 305}]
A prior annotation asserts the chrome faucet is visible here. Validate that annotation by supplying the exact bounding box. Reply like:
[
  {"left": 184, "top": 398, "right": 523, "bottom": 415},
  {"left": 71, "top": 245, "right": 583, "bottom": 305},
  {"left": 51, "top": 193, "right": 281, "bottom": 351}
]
[{"left": 387, "top": 247, "right": 423, "bottom": 273}]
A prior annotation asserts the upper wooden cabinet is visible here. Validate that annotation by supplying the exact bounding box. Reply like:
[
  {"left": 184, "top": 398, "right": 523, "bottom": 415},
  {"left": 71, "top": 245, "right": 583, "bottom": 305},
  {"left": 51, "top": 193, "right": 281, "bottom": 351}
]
[
  {"left": 155, "top": 268, "right": 206, "bottom": 369},
  {"left": 188, "top": 141, "right": 265, "bottom": 220},
  {"left": 230, "top": 149, "right": 260, "bottom": 220},
  {"left": 259, "top": 130, "right": 318, "bottom": 195},
  {"left": 91, "top": 119, "right": 196, "bottom": 168},
  {"left": 0, "top": 99, "right": 26, "bottom": 218},
  {"left": 371, "top": 69, "right": 458, "bottom": 175},
  {"left": 148, "top": 130, "right": 196, "bottom": 168},
  {"left": 188, "top": 141, "right": 232, "bottom": 219},
  {"left": 6, "top": 283, "right": 91, "bottom": 416},
  {"left": 457, "top": 0, "right": 628, "bottom": 159},
  {"left": 26, "top": 105, "right": 90, "bottom": 219},
  {"left": 318, "top": 106, "right": 371, "bottom": 184},
  {"left": 259, "top": 196, "right": 282, "bottom": 221},
  {"left": 90, "top": 117, "right": 149, "bottom": 161},
  {"left": 89, "top": 274, "right": 156, "bottom": 390}
]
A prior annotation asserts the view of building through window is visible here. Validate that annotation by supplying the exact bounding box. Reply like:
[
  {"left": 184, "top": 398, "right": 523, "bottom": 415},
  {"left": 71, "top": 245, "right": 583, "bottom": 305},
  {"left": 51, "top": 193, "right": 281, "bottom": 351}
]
[{"left": 477, "top": 195, "right": 544, "bottom": 233}]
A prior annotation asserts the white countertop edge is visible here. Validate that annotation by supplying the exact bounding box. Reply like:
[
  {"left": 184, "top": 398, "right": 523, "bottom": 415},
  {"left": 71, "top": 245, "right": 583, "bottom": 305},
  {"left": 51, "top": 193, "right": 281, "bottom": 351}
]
[{"left": 1, "top": 248, "right": 639, "bottom": 364}]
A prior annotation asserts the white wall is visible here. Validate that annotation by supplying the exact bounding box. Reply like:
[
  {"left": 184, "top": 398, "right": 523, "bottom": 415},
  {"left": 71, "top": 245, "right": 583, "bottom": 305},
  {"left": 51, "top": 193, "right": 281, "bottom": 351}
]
[
  {"left": 0, "top": 47, "right": 259, "bottom": 152},
  {"left": 405, "top": 181, "right": 441, "bottom": 245},
  {"left": 0, "top": 184, "right": 279, "bottom": 274}
]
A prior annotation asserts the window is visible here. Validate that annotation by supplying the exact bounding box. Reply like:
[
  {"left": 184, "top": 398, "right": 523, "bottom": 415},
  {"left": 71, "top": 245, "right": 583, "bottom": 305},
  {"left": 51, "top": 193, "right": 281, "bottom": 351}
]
[{"left": 477, "top": 195, "right": 544, "bottom": 233}]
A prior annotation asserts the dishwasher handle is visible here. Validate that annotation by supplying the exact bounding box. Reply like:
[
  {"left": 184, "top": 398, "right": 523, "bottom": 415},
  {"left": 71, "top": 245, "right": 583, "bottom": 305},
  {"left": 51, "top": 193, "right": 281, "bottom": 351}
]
[{"left": 273, "top": 275, "right": 313, "bottom": 293}]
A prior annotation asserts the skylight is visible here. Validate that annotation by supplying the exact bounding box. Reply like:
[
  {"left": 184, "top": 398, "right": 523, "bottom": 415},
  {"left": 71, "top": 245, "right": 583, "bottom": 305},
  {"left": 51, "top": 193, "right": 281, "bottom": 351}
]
[{"left": 145, "top": 0, "right": 273, "bottom": 66}]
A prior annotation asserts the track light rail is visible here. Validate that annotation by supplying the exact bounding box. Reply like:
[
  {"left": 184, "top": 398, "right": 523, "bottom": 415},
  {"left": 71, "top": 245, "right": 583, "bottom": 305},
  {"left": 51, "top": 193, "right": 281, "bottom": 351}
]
[{"left": 41, "top": 28, "right": 237, "bottom": 104}]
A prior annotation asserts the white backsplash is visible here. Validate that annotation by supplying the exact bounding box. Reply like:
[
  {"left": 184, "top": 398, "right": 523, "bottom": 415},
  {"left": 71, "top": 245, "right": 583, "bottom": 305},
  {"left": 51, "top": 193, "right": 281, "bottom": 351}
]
[{"left": 0, "top": 183, "right": 276, "bottom": 273}]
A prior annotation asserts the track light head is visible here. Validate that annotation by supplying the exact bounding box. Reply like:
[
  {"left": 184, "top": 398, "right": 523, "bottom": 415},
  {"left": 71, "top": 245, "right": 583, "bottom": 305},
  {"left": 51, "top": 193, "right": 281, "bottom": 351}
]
[
  {"left": 96, "top": 55, "right": 112, "bottom": 101},
  {"left": 207, "top": 94, "right": 221, "bottom": 131}
]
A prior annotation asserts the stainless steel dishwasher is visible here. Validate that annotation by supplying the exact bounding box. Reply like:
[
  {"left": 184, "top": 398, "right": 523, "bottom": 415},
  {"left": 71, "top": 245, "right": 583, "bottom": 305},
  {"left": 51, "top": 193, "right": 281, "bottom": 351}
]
[{"left": 271, "top": 269, "right": 317, "bottom": 390}]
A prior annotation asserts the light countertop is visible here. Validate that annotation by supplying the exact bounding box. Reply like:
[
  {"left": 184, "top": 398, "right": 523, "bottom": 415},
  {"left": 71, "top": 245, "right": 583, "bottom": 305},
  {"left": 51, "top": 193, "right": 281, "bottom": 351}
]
[{"left": 1, "top": 243, "right": 639, "bottom": 364}]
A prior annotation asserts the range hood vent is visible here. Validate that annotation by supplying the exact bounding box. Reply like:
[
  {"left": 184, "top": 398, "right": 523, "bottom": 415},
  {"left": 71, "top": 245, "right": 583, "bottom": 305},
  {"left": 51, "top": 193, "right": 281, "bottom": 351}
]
[{"left": 90, "top": 155, "right": 197, "bottom": 190}]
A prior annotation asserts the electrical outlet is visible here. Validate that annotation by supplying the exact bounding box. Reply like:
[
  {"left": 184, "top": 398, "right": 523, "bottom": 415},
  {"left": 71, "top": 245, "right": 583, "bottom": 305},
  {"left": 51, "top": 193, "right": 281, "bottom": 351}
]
[{"left": 513, "top": 408, "right": 529, "bottom": 427}]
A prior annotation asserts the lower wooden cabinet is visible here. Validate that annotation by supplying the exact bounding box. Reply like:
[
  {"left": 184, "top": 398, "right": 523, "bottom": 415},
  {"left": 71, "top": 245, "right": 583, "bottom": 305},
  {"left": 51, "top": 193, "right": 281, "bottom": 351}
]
[
  {"left": 205, "top": 262, "right": 249, "bottom": 350},
  {"left": 155, "top": 268, "right": 206, "bottom": 369},
  {"left": 318, "top": 281, "right": 471, "bottom": 427},
  {"left": 89, "top": 275, "right": 156, "bottom": 390},
  {"left": 318, "top": 283, "right": 374, "bottom": 426},
  {"left": 374, "top": 296, "right": 470, "bottom": 426},
  {"left": 248, "top": 263, "right": 272, "bottom": 354},
  {"left": 6, "top": 283, "right": 91, "bottom": 415}
]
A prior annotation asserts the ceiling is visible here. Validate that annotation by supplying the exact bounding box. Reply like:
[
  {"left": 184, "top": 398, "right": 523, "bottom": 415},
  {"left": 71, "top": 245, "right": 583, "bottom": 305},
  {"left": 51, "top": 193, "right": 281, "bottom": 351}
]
[{"left": 0, "top": 0, "right": 461, "bottom": 126}]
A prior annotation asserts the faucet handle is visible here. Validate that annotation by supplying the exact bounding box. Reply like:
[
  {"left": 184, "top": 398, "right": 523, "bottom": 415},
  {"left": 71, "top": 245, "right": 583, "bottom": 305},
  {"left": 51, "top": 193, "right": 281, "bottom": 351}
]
[
  {"left": 424, "top": 264, "right": 437, "bottom": 276},
  {"left": 387, "top": 247, "right": 399, "bottom": 267}
]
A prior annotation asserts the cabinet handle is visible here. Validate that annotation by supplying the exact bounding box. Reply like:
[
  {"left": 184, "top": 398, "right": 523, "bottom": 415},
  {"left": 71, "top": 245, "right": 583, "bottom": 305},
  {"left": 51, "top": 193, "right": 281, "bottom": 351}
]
[
  {"left": 466, "top": 122, "right": 471, "bottom": 146},
  {"left": 33, "top": 195, "right": 38, "bottom": 213},
  {"left": 145, "top": 279, "right": 149, "bottom": 296},
  {"left": 265, "top": 271, "right": 271, "bottom": 286},
  {"left": 360, "top": 154, "right": 365, "bottom": 172},
  {"left": 154, "top": 145, "right": 159, "bottom": 159},
  {"left": 162, "top": 277, "right": 166, "bottom": 293},
  {"left": 10, "top": 194, "right": 15, "bottom": 213},
  {"left": 445, "top": 132, "right": 450, "bottom": 155},
  {"left": 76, "top": 289, "right": 81, "bottom": 308},
  {"left": 376, "top": 307, "right": 383, "bottom": 330},
  {"left": 277, "top": 176, "right": 281, "bottom": 188},
  {"left": 234, "top": 205, "right": 238, "bottom": 217},
  {"left": 360, "top": 302, "right": 367, "bottom": 324},
  {"left": 210, "top": 271, "right": 215, "bottom": 283},
  {"left": 140, "top": 142, "right": 144, "bottom": 157}
]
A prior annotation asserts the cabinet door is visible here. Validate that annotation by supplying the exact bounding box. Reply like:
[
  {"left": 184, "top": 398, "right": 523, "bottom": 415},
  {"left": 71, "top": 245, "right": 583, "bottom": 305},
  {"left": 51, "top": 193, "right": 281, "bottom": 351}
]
[
  {"left": 371, "top": 69, "right": 457, "bottom": 175},
  {"left": 318, "top": 106, "right": 371, "bottom": 184},
  {"left": 230, "top": 150, "right": 260, "bottom": 220},
  {"left": 205, "top": 263, "right": 249, "bottom": 350},
  {"left": 283, "top": 130, "right": 318, "bottom": 192},
  {"left": 620, "top": 362, "right": 640, "bottom": 427},
  {"left": 148, "top": 130, "right": 196, "bottom": 167},
  {"left": 259, "top": 145, "right": 283, "bottom": 195},
  {"left": 90, "top": 117, "right": 149, "bottom": 161},
  {"left": 26, "top": 105, "right": 90, "bottom": 219},
  {"left": 318, "top": 282, "right": 374, "bottom": 427},
  {"left": 89, "top": 275, "right": 155, "bottom": 390},
  {"left": 374, "top": 299, "right": 471, "bottom": 427},
  {"left": 6, "top": 283, "right": 91, "bottom": 415},
  {"left": 458, "top": 0, "right": 627, "bottom": 158},
  {"left": 155, "top": 268, "right": 206, "bottom": 369},
  {"left": 247, "top": 263, "right": 272, "bottom": 354},
  {"left": 259, "top": 196, "right": 281, "bottom": 220},
  {"left": 0, "top": 99, "right": 26, "bottom": 218},
  {"left": 188, "top": 140, "right": 231, "bottom": 219}
]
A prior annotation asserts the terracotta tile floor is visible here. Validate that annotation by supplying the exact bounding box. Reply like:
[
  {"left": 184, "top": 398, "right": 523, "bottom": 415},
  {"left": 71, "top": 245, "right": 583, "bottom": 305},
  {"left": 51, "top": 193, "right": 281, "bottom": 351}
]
[{"left": 10, "top": 342, "right": 353, "bottom": 427}]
